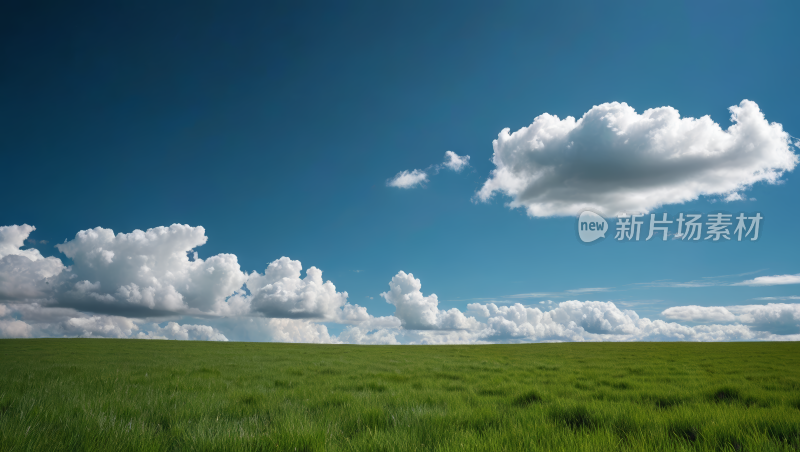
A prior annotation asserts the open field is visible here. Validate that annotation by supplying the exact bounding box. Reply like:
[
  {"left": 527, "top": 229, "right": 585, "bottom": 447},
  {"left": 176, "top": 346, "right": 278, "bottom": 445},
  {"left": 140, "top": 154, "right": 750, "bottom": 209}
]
[{"left": 0, "top": 340, "right": 799, "bottom": 451}]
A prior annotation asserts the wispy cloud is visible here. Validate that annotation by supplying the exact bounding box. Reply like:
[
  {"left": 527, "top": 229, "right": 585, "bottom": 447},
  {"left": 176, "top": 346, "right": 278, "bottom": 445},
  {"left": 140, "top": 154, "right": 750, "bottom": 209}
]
[
  {"left": 506, "top": 287, "right": 612, "bottom": 299},
  {"left": 753, "top": 296, "right": 800, "bottom": 300},
  {"left": 631, "top": 279, "right": 720, "bottom": 288},
  {"left": 632, "top": 270, "right": 766, "bottom": 288},
  {"left": 733, "top": 274, "right": 800, "bottom": 287}
]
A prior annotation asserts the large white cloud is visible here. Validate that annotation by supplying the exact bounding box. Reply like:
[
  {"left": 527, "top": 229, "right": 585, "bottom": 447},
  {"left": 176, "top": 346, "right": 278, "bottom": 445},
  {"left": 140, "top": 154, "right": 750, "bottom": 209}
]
[
  {"left": 0, "top": 224, "right": 378, "bottom": 342},
  {"left": 55, "top": 225, "right": 247, "bottom": 315},
  {"left": 16, "top": 225, "right": 362, "bottom": 322},
  {"left": 477, "top": 100, "right": 798, "bottom": 217}
]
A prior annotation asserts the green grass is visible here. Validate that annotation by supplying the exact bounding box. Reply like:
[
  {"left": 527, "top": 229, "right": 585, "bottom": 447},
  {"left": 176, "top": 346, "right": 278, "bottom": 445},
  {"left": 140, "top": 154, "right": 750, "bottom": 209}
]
[{"left": 1, "top": 340, "right": 799, "bottom": 451}]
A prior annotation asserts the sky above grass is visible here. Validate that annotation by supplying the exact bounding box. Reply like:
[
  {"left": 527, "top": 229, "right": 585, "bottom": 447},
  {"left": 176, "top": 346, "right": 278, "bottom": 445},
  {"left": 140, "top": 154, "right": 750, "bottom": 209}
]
[{"left": 1, "top": 0, "right": 799, "bottom": 343}]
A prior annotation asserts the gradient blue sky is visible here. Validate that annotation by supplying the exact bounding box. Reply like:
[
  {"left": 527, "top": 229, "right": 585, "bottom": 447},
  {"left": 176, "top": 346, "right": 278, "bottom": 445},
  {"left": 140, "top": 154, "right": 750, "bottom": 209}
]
[{"left": 1, "top": 0, "right": 799, "bottom": 341}]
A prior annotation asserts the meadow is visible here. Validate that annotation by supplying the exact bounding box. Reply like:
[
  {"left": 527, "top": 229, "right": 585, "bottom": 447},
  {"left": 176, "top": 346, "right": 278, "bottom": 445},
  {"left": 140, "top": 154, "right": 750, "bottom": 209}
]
[{"left": 0, "top": 339, "right": 798, "bottom": 451}]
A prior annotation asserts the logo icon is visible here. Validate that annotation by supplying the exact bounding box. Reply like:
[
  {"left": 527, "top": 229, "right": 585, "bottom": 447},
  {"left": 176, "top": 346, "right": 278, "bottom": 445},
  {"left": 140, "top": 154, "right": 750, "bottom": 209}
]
[{"left": 578, "top": 211, "right": 607, "bottom": 243}]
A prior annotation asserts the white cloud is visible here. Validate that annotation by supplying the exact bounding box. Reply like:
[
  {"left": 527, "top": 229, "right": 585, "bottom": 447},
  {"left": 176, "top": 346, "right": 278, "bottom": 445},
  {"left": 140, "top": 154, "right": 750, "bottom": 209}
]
[
  {"left": 387, "top": 169, "right": 428, "bottom": 188},
  {"left": 0, "top": 225, "right": 66, "bottom": 301},
  {"left": 62, "top": 315, "right": 140, "bottom": 338},
  {"left": 386, "top": 151, "right": 470, "bottom": 189},
  {"left": 403, "top": 329, "right": 488, "bottom": 345},
  {"left": 54, "top": 225, "right": 248, "bottom": 315},
  {"left": 661, "top": 303, "right": 800, "bottom": 335},
  {"left": 0, "top": 319, "right": 33, "bottom": 338},
  {"left": 258, "top": 318, "right": 334, "bottom": 343},
  {"left": 477, "top": 100, "right": 798, "bottom": 217},
  {"left": 733, "top": 274, "right": 800, "bottom": 286},
  {"left": 727, "top": 304, "right": 800, "bottom": 334},
  {"left": 381, "top": 271, "right": 480, "bottom": 330},
  {"left": 0, "top": 302, "right": 230, "bottom": 341},
  {"left": 12, "top": 225, "right": 360, "bottom": 322},
  {"left": 2, "top": 223, "right": 799, "bottom": 344},
  {"left": 337, "top": 326, "right": 400, "bottom": 345},
  {"left": 754, "top": 296, "right": 800, "bottom": 300},
  {"left": 724, "top": 192, "right": 745, "bottom": 202},
  {"left": 138, "top": 322, "right": 228, "bottom": 341},
  {"left": 661, "top": 305, "right": 736, "bottom": 322},
  {"left": 0, "top": 225, "right": 47, "bottom": 261},
  {"left": 0, "top": 223, "right": 402, "bottom": 344},
  {"left": 371, "top": 273, "right": 781, "bottom": 343},
  {"left": 247, "top": 256, "right": 371, "bottom": 322},
  {"left": 442, "top": 151, "right": 470, "bottom": 172},
  {"left": 508, "top": 287, "right": 612, "bottom": 299}
]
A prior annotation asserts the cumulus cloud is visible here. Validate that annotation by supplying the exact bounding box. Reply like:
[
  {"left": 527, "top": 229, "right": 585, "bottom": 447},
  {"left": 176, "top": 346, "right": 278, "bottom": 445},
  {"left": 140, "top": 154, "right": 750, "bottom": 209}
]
[
  {"left": 733, "top": 274, "right": 800, "bottom": 286},
  {"left": 0, "top": 225, "right": 65, "bottom": 301},
  {"left": 258, "top": 318, "right": 334, "bottom": 343},
  {"left": 55, "top": 225, "right": 247, "bottom": 316},
  {"left": 2, "top": 223, "right": 799, "bottom": 344},
  {"left": 662, "top": 303, "right": 800, "bottom": 335},
  {"left": 462, "top": 300, "right": 760, "bottom": 342},
  {"left": 138, "top": 322, "right": 228, "bottom": 341},
  {"left": 477, "top": 100, "right": 798, "bottom": 217},
  {"left": 0, "top": 299, "right": 229, "bottom": 341},
  {"left": 62, "top": 315, "right": 140, "bottom": 338},
  {"left": 0, "top": 223, "right": 380, "bottom": 342},
  {"left": 0, "top": 225, "right": 45, "bottom": 261},
  {"left": 381, "top": 271, "right": 480, "bottom": 330},
  {"left": 387, "top": 169, "right": 428, "bottom": 188},
  {"left": 0, "top": 224, "right": 359, "bottom": 323},
  {"left": 661, "top": 305, "right": 736, "bottom": 322},
  {"left": 387, "top": 151, "right": 470, "bottom": 189},
  {"left": 246, "top": 256, "right": 353, "bottom": 320},
  {"left": 338, "top": 326, "right": 400, "bottom": 345},
  {"left": 0, "top": 319, "right": 33, "bottom": 338}
]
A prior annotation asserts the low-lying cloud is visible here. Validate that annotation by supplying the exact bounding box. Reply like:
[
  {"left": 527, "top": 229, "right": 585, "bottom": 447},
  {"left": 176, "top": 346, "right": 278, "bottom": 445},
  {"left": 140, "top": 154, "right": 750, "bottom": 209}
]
[
  {"left": 477, "top": 100, "right": 798, "bottom": 217},
  {"left": 1, "top": 223, "right": 798, "bottom": 343},
  {"left": 662, "top": 303, "right": 800, "bottom": 335}
]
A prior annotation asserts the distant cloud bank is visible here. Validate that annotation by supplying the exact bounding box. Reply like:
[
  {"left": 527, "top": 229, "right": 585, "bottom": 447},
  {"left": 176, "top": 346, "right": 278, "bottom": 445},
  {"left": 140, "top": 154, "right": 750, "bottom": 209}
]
[
  {"left": 0, "top": 223, "right": 798, "bottom": 343},
  {"left": 477, "top": 100, "right": 798, "bottom": 217}
]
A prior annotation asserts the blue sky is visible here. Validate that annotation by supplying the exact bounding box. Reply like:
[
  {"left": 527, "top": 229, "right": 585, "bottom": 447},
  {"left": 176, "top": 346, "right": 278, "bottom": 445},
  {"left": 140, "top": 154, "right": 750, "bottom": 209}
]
[{"left": 1, "top": 1, "right": 799, "bottom": 343}]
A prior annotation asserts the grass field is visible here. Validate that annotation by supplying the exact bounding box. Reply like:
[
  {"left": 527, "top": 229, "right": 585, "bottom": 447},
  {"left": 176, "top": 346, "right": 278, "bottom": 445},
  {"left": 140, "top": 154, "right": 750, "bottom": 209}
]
[{"left": 1, "top": 340, "right": 799, "bottom": 451}]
